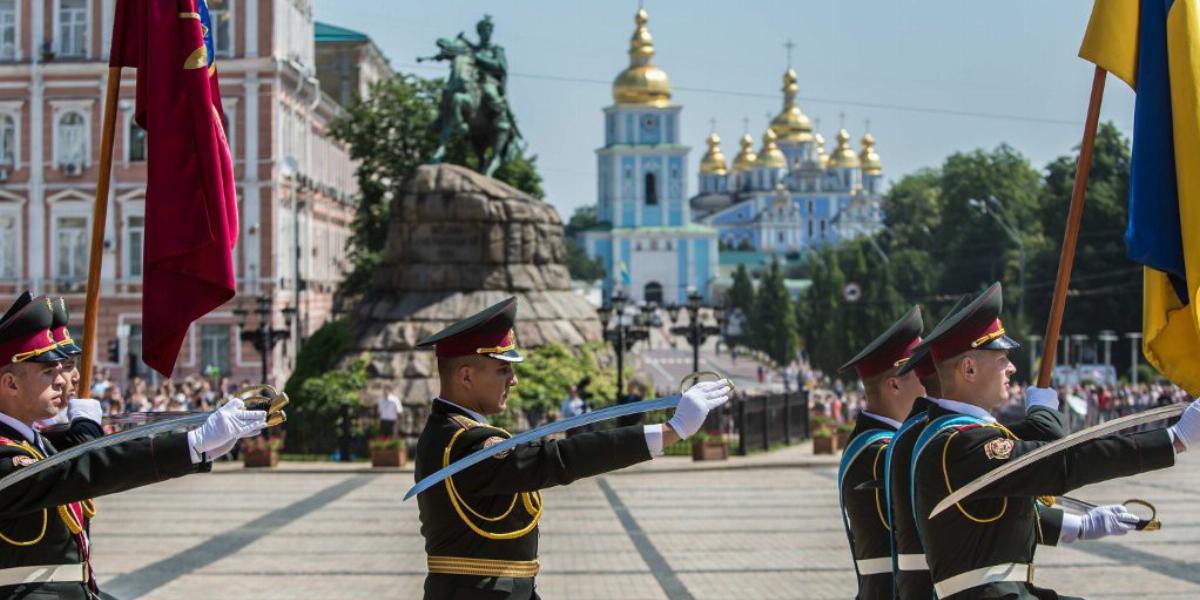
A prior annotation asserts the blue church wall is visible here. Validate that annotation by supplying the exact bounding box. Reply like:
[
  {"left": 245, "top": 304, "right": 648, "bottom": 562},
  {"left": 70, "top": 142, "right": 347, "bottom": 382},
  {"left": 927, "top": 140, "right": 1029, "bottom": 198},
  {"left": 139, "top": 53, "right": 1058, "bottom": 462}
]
[
  {"left": 665, "top": 112, "right": 676, "bottom": 143},
  {"left": 668, "top": 155, "right": 684, "bottom": 225},
  {"left": 606, "top": 113, "right": 616, "bottom": 146},
  {"left": 638, "top": 113, "right": 662, "bottom": 145},
  {"left": 640, "top": 156, "right": 663, "bottom": 227},
  {"left": 620, "top": 238, "right": 632, "bottom": 284},
  {"left": 621, "top": 156, "right": 636, "bottom": 227},
  {"left": 624, "top": 113, "right": 635, "bottom": 144}
]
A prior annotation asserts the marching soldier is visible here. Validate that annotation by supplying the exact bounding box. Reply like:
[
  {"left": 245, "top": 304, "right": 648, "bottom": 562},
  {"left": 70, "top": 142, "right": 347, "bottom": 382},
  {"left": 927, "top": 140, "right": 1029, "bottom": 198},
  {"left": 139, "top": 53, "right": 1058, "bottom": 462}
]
[
  {"left": 414, "top": 297, "right": 732, "bottom": 600},
  {"left": 886, "top": 293, "right": 1080, "bottom": 599},
  {"left": 0, "top": 292, "right": 268, "bottom": 599},
  {"left": 911, "top": 283, "right": 1197, "bottom": 599},
  {"left": 836, "top": 306, "right": 926, "bottom": 599}
]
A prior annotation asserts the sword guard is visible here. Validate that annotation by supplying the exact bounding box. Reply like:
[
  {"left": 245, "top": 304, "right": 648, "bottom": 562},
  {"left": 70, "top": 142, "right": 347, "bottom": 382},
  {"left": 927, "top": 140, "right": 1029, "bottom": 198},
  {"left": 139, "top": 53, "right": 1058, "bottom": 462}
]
[
  {"left": 1124, "top": 498, "right": 1160, "bottom": 531},
  {"left": 679, "top": 371, "right": 734, "bottom": 395}
]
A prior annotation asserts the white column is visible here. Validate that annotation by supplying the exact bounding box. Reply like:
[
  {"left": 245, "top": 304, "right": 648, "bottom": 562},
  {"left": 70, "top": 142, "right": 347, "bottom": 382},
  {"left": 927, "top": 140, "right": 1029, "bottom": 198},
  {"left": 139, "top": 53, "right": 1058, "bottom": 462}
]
[{"left": 29, "top": 0, "right": 45, "bottom": 287}]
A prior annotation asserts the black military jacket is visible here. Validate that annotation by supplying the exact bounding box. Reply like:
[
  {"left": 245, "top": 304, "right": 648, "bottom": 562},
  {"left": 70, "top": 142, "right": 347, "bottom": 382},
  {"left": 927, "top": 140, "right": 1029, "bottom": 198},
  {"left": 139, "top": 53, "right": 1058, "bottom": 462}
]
[
  {"left": 888, "top": 400, "right": 1070, "bottom": 600},
  {"left": 0, "top": 418, "right": 207, "bottom": 600},
  {"left": 839, "top": 411, "right": 899, "bottom": 600},
  {"left": 913, "top": 402, "right": 1175, "bottom": 599},
  {"left": 416, "top": 399, "right": 652, "bottom": 600}
]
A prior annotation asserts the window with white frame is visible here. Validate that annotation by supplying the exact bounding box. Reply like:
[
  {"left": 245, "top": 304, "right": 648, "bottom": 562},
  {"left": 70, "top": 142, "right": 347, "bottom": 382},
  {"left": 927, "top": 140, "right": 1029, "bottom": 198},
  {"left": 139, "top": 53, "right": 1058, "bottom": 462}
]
[
  {"left": 56, "top": 215, "right": 88, "bottom": 281},
  {"left": 128, "top": 119, "right": 146, "bottom": 162},
  {"left": 200, "top": 324, "right": 231, "bottom": 377},
  {"left": 0, "top": 113, "right": 14, "bottom": 165},
  {"left": 56, "top": 112, "right": 86, "bottom": 166},
  {"left": 209, "top": 0, "right": 233, "bottom": 57},
  {"left": 0, "top": 0, "right": 16, "bottom": 61},
  {"left": 126, "top": 215, "right": 143, "bottom": 277},
  {"left": 0, "top": 212, "right": 17, "bottom": 279},
  {"left": 58, "top": 0, "right": 88, "bottom": 58}
]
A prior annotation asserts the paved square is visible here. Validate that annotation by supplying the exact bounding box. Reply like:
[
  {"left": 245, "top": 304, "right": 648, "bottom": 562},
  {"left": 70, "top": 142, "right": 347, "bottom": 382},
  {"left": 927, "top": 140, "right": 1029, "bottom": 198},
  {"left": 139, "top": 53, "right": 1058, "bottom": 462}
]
[{"left": 89, "top": 450, "right": 1200, "bottom": 599}]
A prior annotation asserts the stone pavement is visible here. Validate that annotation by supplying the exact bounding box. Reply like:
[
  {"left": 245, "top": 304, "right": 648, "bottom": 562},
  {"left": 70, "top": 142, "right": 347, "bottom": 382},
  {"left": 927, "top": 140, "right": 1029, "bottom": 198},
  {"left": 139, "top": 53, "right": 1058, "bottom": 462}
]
[{"left": 91, "top": 448, "right": 1200, "bottom": 599}]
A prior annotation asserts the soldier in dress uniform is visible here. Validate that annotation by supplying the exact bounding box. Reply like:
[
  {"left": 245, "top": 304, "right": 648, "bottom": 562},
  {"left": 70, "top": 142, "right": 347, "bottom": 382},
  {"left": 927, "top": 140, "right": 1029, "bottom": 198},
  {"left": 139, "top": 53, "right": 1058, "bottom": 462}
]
[
  {"left": 836, "top": 306, "right": 926, "bottom": 599},
  {"left": 886, "top": 293, "right": 1083, "bottom": 599},
  {"left": 0, "top": 292, "right": 268, "bottom": 599},
  {"left": 413, "top": 297, "right": 732, "bottom": 600},
  {"left": 910, "top": 283, "right": 1200, "bottom": 599}
]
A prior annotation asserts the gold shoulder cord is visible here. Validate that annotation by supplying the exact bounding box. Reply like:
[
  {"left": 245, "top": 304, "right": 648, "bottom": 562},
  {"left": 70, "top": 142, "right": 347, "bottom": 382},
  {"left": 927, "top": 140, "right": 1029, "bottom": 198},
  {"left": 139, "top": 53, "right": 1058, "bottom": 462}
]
[
  {"left": 940, "top": 423, "right": 1022, "bottom": 524},
  {"left": 442, "top": 427, "right": 543, "bottom": 540},
  {"left": 0, "top": 440, "right": 98, "bottom": 545},
  {"left": 872, "top": 443, "right": 891, "bottom": 530}
]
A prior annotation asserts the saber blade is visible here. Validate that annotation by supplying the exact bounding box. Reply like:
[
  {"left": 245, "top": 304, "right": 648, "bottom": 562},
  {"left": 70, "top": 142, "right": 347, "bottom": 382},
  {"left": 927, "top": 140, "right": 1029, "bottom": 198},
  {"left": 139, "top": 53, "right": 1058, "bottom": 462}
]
[
  {"left": 929, "top": 403, "right": 1186, "bottom": 519},
  {"left": 403, "top": 395, "right": 681, "bottom": 501}
]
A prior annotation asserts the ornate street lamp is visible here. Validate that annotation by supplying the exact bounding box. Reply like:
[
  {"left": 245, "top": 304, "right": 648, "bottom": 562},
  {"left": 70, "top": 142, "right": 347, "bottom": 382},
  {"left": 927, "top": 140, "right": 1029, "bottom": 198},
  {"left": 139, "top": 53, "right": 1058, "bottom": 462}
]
[
  {"left": 235, "top": 293, "right": 294, "bottom": 385},
  {"left": 598, "top": 290, "right": 651, "bottom": 400},
  {"left": 668, "top": 290, "right": 723, "bottom": 374}
]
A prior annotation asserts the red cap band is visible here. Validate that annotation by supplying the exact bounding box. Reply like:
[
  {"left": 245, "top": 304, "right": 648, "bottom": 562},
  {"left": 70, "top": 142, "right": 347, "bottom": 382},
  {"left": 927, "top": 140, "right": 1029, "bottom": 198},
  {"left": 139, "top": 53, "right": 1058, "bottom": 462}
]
[
  {"left": 930, "top": 317, "right": 1005, "bottom": 363},
  {"left": 0, "top": 328, "right": 59, "bottom": 364},
  {"left": 854, "top": 335, "right": 921, "bottom": 379},
  {"left": 434, "top": 327, "right": 516, "bottom": 359}
]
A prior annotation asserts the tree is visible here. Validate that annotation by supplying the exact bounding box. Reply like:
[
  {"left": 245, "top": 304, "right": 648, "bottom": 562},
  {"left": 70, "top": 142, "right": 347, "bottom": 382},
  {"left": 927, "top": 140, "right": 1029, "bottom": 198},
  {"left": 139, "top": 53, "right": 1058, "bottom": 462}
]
[
  {"left": 563, "top": 206, "right": 605, "bottom": 281},
  {"left": 328, "top": 74, "right": 441, "bottom": 300},
  {"left": 728, "top": 263, "right": 755, "bottom": 343},
  {"left": 752, "top": 260, "right": 798, "bottom": 367}
]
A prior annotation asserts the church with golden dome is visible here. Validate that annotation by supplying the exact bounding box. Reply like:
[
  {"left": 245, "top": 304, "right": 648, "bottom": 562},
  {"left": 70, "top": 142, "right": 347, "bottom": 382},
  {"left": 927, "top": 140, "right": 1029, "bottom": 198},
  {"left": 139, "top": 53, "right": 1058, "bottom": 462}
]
[
  {"left": 579, "top": 8, "right": 720, "bottom": 305},
  {"left": 691, "top": 64, "right": 886, "bottom": 254},
  {"left": 580, "top": 8, "right": 885, "bottom": 303}
]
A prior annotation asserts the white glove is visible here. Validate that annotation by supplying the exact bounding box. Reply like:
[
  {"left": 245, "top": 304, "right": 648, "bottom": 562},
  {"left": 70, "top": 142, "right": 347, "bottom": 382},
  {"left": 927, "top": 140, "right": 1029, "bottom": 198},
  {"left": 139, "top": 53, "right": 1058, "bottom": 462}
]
[
  {"left": 1062, "top": 504, "right": 1139, "bottom": 543},
  {"left": 667, "top": 379, "right": 733, "bottom": 439},
  {"left": 187, "top": 398, "right": 267, "bottom": 462},
  {"left": 1024, "top": 386, "right": 1058, "bottom": 411},
  {"left": 67, "top": 398, "right": 103, "bottom": 425},
  {"left": 1169, "top": 399, "right": 1200, "bottom": 451}
]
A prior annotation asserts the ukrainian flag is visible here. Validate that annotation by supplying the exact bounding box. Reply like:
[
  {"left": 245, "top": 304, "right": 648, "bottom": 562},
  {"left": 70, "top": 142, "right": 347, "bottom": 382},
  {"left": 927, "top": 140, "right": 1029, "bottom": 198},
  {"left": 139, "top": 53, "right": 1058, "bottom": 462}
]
[{"left": 1080, "top": 0, "right": 1200, "bottom": 394}]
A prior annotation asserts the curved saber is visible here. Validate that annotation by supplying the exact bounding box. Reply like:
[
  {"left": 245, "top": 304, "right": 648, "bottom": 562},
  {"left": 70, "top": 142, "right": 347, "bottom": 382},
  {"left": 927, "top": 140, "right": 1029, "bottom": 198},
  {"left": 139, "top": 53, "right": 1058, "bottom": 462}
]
[
  {"left": 0, "top": 412, "right": 213, "bottom": 495},
  {"left": 929, "top": 403, "right": 1187, "bottom": 519},
  {"left": 403, "top": 395, "right": 681, "bottom": 501}
]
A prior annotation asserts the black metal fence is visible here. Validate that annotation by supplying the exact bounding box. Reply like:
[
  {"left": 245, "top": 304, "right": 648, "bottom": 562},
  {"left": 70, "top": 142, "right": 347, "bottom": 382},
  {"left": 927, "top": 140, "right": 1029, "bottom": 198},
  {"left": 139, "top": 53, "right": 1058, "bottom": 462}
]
[{"left": 734, "top": 391, "right": 810, "bottom": 456}]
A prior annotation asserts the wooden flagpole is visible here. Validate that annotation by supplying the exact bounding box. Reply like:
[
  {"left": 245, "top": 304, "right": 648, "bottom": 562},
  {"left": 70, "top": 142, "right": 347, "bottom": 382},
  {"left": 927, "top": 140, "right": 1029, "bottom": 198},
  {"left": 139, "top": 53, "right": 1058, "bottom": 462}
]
[
  {"left": 1036, "top": 66, "right": 1108, "bottom": 387},
  {"left": 79, "top": 66, "right": 122, "bottom": 394}
]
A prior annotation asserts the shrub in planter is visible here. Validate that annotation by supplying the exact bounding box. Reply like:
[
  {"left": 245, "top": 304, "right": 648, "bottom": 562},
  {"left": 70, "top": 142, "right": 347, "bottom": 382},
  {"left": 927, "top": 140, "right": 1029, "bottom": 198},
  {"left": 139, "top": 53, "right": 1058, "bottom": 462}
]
[
  {"left": 242, "top": 436, "right": 283, "bottom": 468},
  {"left": 836, "top": 421, "right": 855, "bottom": 448},
  {"left": 369, "top": 436, "right": 407, "bottom": 467},
  {"left": 689, "top": 431, "right": 728, "bottom": 461},
  {"left": 812, "top": 428, "right": 835, "bottom": 455}
]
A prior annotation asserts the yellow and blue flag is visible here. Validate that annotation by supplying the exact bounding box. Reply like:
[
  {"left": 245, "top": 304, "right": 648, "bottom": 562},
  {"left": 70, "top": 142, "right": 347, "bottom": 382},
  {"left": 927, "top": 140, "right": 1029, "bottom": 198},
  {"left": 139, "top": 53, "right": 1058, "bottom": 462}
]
[{"left": 1080, "top": 0, "right": 1200, "bottom": 394}]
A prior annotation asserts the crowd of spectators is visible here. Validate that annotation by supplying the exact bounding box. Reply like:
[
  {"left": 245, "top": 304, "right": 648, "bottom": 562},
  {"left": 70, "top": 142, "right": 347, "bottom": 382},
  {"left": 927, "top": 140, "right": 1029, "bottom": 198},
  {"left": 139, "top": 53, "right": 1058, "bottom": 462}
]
[{"left": 87, "top": 368, "right": 252, "bottom": 416}]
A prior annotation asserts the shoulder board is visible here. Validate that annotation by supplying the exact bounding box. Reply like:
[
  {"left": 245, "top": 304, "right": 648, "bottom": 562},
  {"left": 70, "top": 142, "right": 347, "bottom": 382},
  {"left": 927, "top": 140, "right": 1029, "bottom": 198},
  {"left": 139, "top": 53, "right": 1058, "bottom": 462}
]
[
  {"left": 954, "top": 424, "right": 984, "bottom": 432},
  {"left": 448, "top": 414, "right": 482, "bottom": 430}
]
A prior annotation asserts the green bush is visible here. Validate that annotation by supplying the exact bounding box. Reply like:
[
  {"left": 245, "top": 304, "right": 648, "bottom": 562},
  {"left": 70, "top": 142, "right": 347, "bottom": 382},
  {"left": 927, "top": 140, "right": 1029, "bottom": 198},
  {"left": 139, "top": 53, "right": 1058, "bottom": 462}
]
[
  {"left": 812, "top": 428, "right": 833, "bottom": 439},
  {"left": 285, "top": 353, "right": 370, "bottom": 454},
  {"left": 496, "top": 342, "right": 621, "bottom": 429}
]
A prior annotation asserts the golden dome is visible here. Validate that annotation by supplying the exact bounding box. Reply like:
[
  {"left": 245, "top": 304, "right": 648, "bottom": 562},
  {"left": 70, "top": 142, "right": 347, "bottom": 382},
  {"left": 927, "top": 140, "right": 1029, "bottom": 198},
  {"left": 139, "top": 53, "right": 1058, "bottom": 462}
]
[
  {"left": 612, "top": 9, "right": 672, "bottom": 107},
  {"left": 756, "top": 127, "right": 787, "bottom": 169},
  {"left": 859, "top": 132, "right": 882, "bottom": 175},
  {"left": 732, "top": 133, "right": 758, "bottom": 172},
  {"left": 699, "top": 132, "right": 728, "bottom": 175},
  {"left": 769, "top": 68, "right": 813, "bottom": 143},
  {"left": 825, "top": 128, "right": 861, "bottom": 169}
]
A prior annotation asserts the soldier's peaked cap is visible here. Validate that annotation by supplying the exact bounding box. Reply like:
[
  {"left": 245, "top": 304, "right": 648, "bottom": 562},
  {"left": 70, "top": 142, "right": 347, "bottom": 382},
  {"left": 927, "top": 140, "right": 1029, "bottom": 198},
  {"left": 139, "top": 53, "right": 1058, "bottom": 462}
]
[
  {"left": 0, "top": 294, "right": 70, "bottom": 364},
  {"left": 897, "top": 293, "right": 972, "bottom": 378},
  {"left": 915, "top": 282, "right": 1020, "bottom": 364},
  {"left": 839, "top": 305, "right": 923, "bottom": 379},
  {"left": 50, "top": 297, "right": 82, "bottom": 357},
  {"left": 416, "top": 297, "right": 524, "bottom": 363}
]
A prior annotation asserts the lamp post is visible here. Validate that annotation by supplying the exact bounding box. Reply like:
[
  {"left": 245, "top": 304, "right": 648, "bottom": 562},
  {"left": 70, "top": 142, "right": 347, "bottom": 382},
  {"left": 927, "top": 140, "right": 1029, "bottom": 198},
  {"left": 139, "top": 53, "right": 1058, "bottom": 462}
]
[
  {"left": 667, "top": 290, "right": 725, "bottom": 374},
  {"left": 1126, "top": 332, "right": 1143, "bottom": 385},
  {"left": 233, "top": 293, "right": 295, "bottom": 385},
  {"left": 597, "top": 290, "right": 651, "bottom": 400},
  {"left": 969, "top": 197, "right": 1026, "bottom": 323}
]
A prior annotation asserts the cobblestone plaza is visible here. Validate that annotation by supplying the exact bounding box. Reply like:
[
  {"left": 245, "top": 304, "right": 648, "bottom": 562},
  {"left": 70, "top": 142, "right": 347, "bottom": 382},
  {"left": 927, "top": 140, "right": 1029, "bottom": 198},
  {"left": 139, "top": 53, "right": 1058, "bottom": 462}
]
[{"left": 90, "top": 449, "right": 1200, "bottom": 599}]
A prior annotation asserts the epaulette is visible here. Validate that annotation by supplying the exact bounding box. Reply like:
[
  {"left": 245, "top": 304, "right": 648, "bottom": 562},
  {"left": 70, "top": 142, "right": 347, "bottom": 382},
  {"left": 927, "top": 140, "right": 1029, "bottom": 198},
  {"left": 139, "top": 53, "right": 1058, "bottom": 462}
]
[
  {"left": 953, "top": 424, "right": 983, "bottom": 432},
  {"left": 448, "top": 414, "right": 482, "bottom": 430}
]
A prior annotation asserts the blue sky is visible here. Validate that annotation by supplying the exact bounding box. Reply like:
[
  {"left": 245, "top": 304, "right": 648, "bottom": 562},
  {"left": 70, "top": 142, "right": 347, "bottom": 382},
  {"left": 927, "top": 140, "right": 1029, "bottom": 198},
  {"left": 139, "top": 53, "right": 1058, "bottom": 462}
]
[{"left": 314, "top": 1, "right": 1133, "bottom": 218}]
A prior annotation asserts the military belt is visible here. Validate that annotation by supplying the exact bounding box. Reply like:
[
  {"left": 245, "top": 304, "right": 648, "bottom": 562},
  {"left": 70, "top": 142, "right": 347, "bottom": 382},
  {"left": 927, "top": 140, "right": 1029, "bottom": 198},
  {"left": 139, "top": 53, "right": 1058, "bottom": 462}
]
[
  {"left": 427, "top": 556, "right": 540, "bottom": 578},
  {"left": 855, "top": 556, "right": 893, "bottom": 575},
  {"left": 0, "top": 563, "right": 86, "bottom": 587},
  {"left": 933, "top": 562, "right": 1031, "bottom": 597},
  {"left": 897, "top": 553, "right": 928, "bottom": 571}
]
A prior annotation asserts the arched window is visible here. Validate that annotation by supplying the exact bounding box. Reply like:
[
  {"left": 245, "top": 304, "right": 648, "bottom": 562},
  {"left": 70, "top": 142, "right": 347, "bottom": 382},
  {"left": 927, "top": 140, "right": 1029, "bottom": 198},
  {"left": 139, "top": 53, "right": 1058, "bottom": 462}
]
[
  {"left": 644, "top": 172, "right": 658, "bottom": 205},
  {"left": 0, "top": 114, "right": 14, "bottom": 164},
  {"left": 644, "top": 281, "right": 663, "bottom": 305},
  {"left": 56, "top": 112, "right": 86, "bottom": 166},
  {"left": 128, "top": 119, "right": 146, "bottom": 162}
]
